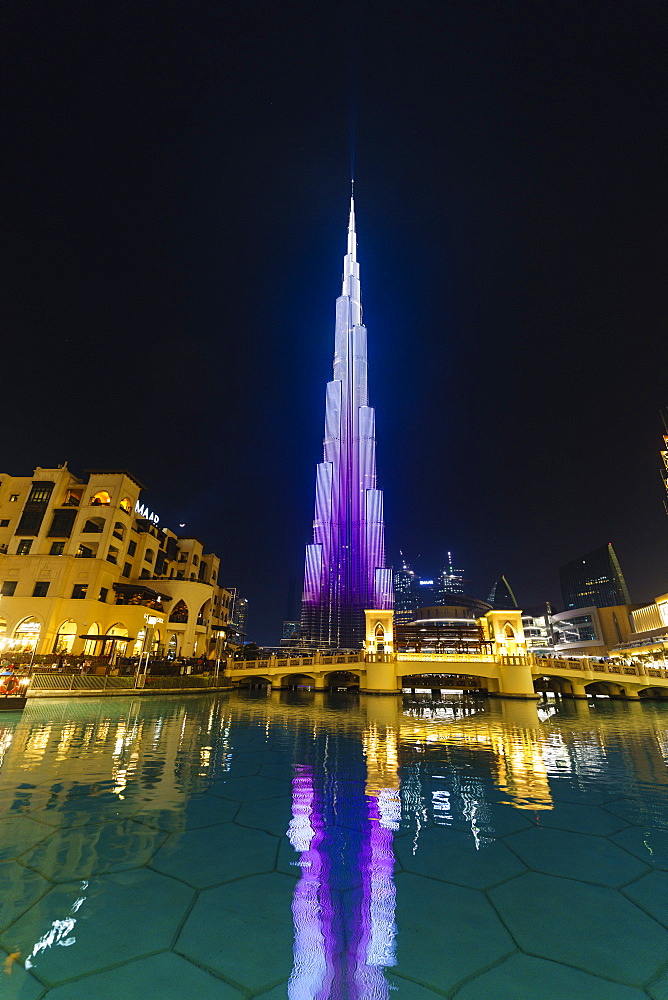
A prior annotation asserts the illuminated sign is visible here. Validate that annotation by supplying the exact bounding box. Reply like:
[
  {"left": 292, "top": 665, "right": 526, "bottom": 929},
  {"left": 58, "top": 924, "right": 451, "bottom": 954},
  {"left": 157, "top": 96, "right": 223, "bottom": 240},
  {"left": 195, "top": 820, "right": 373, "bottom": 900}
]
[
  {"left": 419, "top": 580, "right": 434, "bottom": 586},
  {"left": 135, "top": 501, "right": 159, "bottom": 525}
]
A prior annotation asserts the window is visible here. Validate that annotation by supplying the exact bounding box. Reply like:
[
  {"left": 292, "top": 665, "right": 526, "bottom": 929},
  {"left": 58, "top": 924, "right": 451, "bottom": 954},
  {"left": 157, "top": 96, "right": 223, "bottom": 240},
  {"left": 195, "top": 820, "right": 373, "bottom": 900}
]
[
  {"left": 0, "top": 519, "right": 9, "bottom": 527},
  {"left": 63, "top": 490, "right": 81, "bottom": 507},
  {"left": 33, "top": 581, "right": 50, "bottom": 597},
  {"left": 128, "top": 540, "right": 137, "bottom": 556},
  {"left": 99, "top": 587, "right": 108, "bottom": 603},
  {"left": 47, "top": 510, "right": 77, "bottom": 537},
  {"left": 179, "top": 553, "right": 187, "bottom": 562},
  {"left": 71, "top": 584, "right": 88, "bottom": 599},
  {"left": 9, "top": 495, "right": 19, "bottom": 502},
  {"left": 107, "top": 546, "right": 119, "bottom": 564},
  {"left": 1, "top": 581, "right": 17, "bottom": 596},
  {"left": 90, "top": 491, "right": 111, "bottom": 506},
  {"left": 17, "top": 539, "right": 33, "bottom": 555},
  {"left": 113, "top": 522, "right": 125, "bottom": 541},
  {"left": 122, "top": 562, "right": 131, "bottom": 578},
  {"left": 140, "top": 569, "right": 150, "bottom": 579},
  {"left": 15, "top": 511, "right": 44, "bottom": 535},
  {"left": 76, "top": 544, "right": 96, "bottom": 559},
  {"left": 192, "top": 554, "right": 199, "bottom": 566},
  {"left": 49, "top": 541, "right": 65, "bottom": 555},
  {"left": 28, "top": 483, "right": 54, "bottom": 504},
  {"left": 144, "top": 549, "right": 154, "bottom": 563},
  {"left": 119, "top": 496, "right": 133, "bottom": 513}
]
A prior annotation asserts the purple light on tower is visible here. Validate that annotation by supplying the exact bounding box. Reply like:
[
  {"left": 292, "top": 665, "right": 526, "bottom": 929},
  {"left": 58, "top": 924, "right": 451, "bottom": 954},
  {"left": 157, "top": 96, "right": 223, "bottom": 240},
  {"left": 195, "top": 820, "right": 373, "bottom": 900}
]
[{"left": 301, "top": 190, "right": 393, "bottom": 649}]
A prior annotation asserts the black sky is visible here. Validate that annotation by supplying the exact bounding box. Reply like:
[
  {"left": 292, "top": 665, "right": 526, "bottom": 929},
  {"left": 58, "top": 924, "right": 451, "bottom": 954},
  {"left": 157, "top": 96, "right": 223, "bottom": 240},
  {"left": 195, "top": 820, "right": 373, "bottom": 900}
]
[{"left": 3, "top": 1, "right": 666, "bottom": 643}]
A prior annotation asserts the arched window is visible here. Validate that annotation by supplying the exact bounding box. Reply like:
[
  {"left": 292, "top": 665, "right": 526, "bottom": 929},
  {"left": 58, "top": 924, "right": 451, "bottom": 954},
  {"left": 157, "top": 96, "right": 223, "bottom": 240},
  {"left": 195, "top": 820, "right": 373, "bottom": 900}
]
[
  {"left": 167, "top": 633, "right": 178, "bottom": 658},
  {"left": 192, "top": 554, "right": 199, "bottom": 566},
  {"left": 90, "top": 491, "right": 111, "bottom": 506},
  {"left": 119, "top": 497, "right": 133, "bottom": 514},
  {"left": 503, "top": 623, "right": 516, "bottom": 639},
  {"left": 82, "top": 517, "right": 105, "bottom": 533},
  {"left": 169, "top": 600, "right": 188, "bottom": 624},
  {"left": 54, "top": 619, "right": 77, "bottom": 654},
  {"left": 374, "top": 623, "right": 385, "bottom": 637}
]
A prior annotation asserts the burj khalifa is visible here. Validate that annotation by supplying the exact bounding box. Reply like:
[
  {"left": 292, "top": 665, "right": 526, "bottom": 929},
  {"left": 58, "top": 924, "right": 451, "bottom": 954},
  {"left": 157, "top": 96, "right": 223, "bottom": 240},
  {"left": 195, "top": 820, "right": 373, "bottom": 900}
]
[{"left": 301, "top": 190, "right": 393, "bottom": 649}]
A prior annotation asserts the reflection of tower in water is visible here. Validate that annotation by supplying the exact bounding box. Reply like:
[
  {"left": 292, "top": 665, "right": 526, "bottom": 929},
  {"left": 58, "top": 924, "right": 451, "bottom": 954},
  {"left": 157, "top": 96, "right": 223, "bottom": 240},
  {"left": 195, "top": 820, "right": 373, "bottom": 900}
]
[{"left": 287, "top": 723, "right": 400, "bottom": 998}]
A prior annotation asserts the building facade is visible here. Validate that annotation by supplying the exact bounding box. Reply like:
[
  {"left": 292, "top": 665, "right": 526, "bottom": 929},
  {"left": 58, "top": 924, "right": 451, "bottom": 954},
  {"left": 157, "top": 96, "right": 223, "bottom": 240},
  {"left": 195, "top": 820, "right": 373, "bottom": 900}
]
[
  {"left": 301, "top": 193, "right": 393, "bottom": 648},
  {"left": 0, "top": 465, "right": 232, "bottom": 662},
  {"left": 559, "top": 543, "right": 631, "bottom": 611}
]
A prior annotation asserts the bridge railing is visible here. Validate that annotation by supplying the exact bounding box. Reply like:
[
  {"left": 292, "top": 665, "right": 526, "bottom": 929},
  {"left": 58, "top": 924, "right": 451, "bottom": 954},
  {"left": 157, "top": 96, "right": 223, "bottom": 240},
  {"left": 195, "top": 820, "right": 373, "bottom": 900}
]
[
  {"left": 531, "top": 655, "right": 668, "bottom": 679},
  {"left": 225, "top": 653, "right": 365, "bottom": 672}
]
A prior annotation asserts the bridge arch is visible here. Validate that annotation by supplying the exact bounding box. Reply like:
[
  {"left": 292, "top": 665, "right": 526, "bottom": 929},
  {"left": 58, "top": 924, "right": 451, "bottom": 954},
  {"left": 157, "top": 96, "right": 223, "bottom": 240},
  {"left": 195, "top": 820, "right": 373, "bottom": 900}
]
[
  {"left": 280, "top": 673, "right": 318, "bottom": 689},
  {"left": 323, "top": 669, "right": 362, "bottom": 690}
]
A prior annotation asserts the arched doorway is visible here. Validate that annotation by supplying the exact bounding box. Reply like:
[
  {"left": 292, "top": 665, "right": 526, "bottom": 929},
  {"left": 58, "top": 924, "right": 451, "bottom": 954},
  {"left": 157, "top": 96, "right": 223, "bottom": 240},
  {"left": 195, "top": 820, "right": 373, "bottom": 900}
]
[
  {"left": 14, "top": 617, "right": 41, "bottom": 652},
  {"left": 167, "top": 633, "right": 178, "bottom": 659},
  {"left": 82, "top": 622, "right": 101, "bottom": 656},
  {"left": 104, "top": 624, "right": 128, "bottom": 659}
]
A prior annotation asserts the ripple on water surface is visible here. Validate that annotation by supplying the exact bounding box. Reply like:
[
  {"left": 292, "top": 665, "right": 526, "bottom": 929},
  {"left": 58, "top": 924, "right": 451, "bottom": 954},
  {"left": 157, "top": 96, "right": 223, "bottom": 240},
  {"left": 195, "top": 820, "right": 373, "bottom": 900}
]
[{"left": 0, "top": 691, "right": 667, "bottom": 998}]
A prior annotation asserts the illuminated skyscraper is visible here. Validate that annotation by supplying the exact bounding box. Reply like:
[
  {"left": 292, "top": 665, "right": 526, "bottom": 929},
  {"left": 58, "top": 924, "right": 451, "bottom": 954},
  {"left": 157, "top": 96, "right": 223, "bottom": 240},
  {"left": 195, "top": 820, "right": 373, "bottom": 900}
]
[{"left": 301, "top": 192, "right": 393, "bottom": 648}]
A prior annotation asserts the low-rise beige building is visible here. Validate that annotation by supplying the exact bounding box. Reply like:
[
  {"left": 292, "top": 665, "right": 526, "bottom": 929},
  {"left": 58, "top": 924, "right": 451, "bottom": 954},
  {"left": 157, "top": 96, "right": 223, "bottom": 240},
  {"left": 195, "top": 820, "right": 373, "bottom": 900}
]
[{"left": 0, "top": 465, "right": 232, "bottom": 662}]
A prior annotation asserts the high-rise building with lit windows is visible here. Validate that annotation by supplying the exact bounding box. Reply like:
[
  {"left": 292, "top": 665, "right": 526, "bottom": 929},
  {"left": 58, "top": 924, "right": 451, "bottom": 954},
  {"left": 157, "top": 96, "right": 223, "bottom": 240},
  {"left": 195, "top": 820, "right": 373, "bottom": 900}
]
[
  {"left": 559, "top": 543, "right": 631, "bottom": 611},
  {"left": 301, "top": 193, "right": 393, "bottom": 649}
]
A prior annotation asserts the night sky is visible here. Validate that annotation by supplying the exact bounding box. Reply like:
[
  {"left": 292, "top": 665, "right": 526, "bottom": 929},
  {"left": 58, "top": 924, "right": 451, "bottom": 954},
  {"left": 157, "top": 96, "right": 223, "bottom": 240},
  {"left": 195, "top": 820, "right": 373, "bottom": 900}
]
[{"left": 4, "top": 1, "right": 666, "bottom": 643}]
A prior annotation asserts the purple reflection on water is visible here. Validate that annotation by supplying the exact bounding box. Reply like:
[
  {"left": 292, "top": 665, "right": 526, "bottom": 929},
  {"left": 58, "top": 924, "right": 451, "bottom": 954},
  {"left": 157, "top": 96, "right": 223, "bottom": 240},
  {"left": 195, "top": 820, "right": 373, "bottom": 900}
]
[
  {"left": 288, "top": 765, "right": 336, "bottom": 999},
  {"left": 352, "top": 790, "right": 397, "bottom": 999},
  {"left": 288, "top": 765, "right": 397, "bottom": 999}
]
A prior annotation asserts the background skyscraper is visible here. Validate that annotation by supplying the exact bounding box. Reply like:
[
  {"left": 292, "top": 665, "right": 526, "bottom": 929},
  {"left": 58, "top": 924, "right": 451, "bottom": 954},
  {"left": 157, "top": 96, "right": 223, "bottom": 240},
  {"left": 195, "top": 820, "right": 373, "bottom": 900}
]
[
  {"left": 301, "top": 194, "right": 393, "bottom": 648},
  {"left": 559, "top": 543, "right": 631, "bottom": 610}
]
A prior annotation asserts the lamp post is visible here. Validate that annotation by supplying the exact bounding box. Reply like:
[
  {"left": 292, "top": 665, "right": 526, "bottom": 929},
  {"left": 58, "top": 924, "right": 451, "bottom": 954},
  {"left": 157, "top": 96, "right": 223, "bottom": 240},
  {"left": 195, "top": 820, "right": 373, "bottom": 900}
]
[{"left": 135, "top": 614, "right": 158, "bottom": 687}]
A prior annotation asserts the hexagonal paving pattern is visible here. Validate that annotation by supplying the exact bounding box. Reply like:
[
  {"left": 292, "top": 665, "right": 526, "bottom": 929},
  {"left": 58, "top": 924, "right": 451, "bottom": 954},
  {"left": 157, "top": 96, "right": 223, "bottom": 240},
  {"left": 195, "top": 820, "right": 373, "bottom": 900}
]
[
  {"left": 612, "top": 826, "right": 668, "bottom": 869},
  {"left": 234, "top": 795, "right": 293, "bottom": 837},
  {"left": 19, "top": 819, "right": 168, "bottom": 881},
  {"left": 453, "top": 952, "right": 649, "bottom": 1000},
  {"left": 150, "top": 822, "right": 279, "bottom": 888},
  {"left": 529, "top": 800, "right": 629, "bottom": 836},
  {"left": 206, "top": 774, "right": 290, "bottom": 801},
  {"left": 0, "top": 868, "right": 194, "bottom": 986},
  {"left": 503, "top": 826, "right": 649, "bottom": 886},
  {"left": 622, "top": 869, "right": 668, "bottom": 928},
  {"left": 0, "top": 861, "right": 52, "bottom": 935},
  {"left": 177, "top": 872, "right": 296, "bottom": 993},
  {"left": 4, "top": 691, "right": 668, "bottom": 999},
  {"left": 648, "top": 968, "right": 668, "bottom": 1000},
  {"left": 391, "top": 872, "right": 515, "bottom": 993},
  {"left": 0, "top": 816, "right": 54, "bottom": 861},
  {"left": 394, "top": 825, "right": 526, "bottom": 889},
  {"left": 133, "top": 793, "right": 239, "bottom": 831},
  {"left": 28, "top": 781, "right": 144, "bottom": 828},
  {"left": 41, "top": 950, "right": 244, "bottom": 1000},
  {"left": 489, "top": 871, "right": 668, "bottom": 986}
]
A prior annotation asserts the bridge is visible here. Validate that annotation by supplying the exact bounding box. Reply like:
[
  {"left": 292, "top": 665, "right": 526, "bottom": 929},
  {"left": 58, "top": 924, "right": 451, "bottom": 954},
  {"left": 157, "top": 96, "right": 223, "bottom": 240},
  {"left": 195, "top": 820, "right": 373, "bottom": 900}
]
[{"left": 224, "top": 609, "right": 668, "bottom": 699}]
